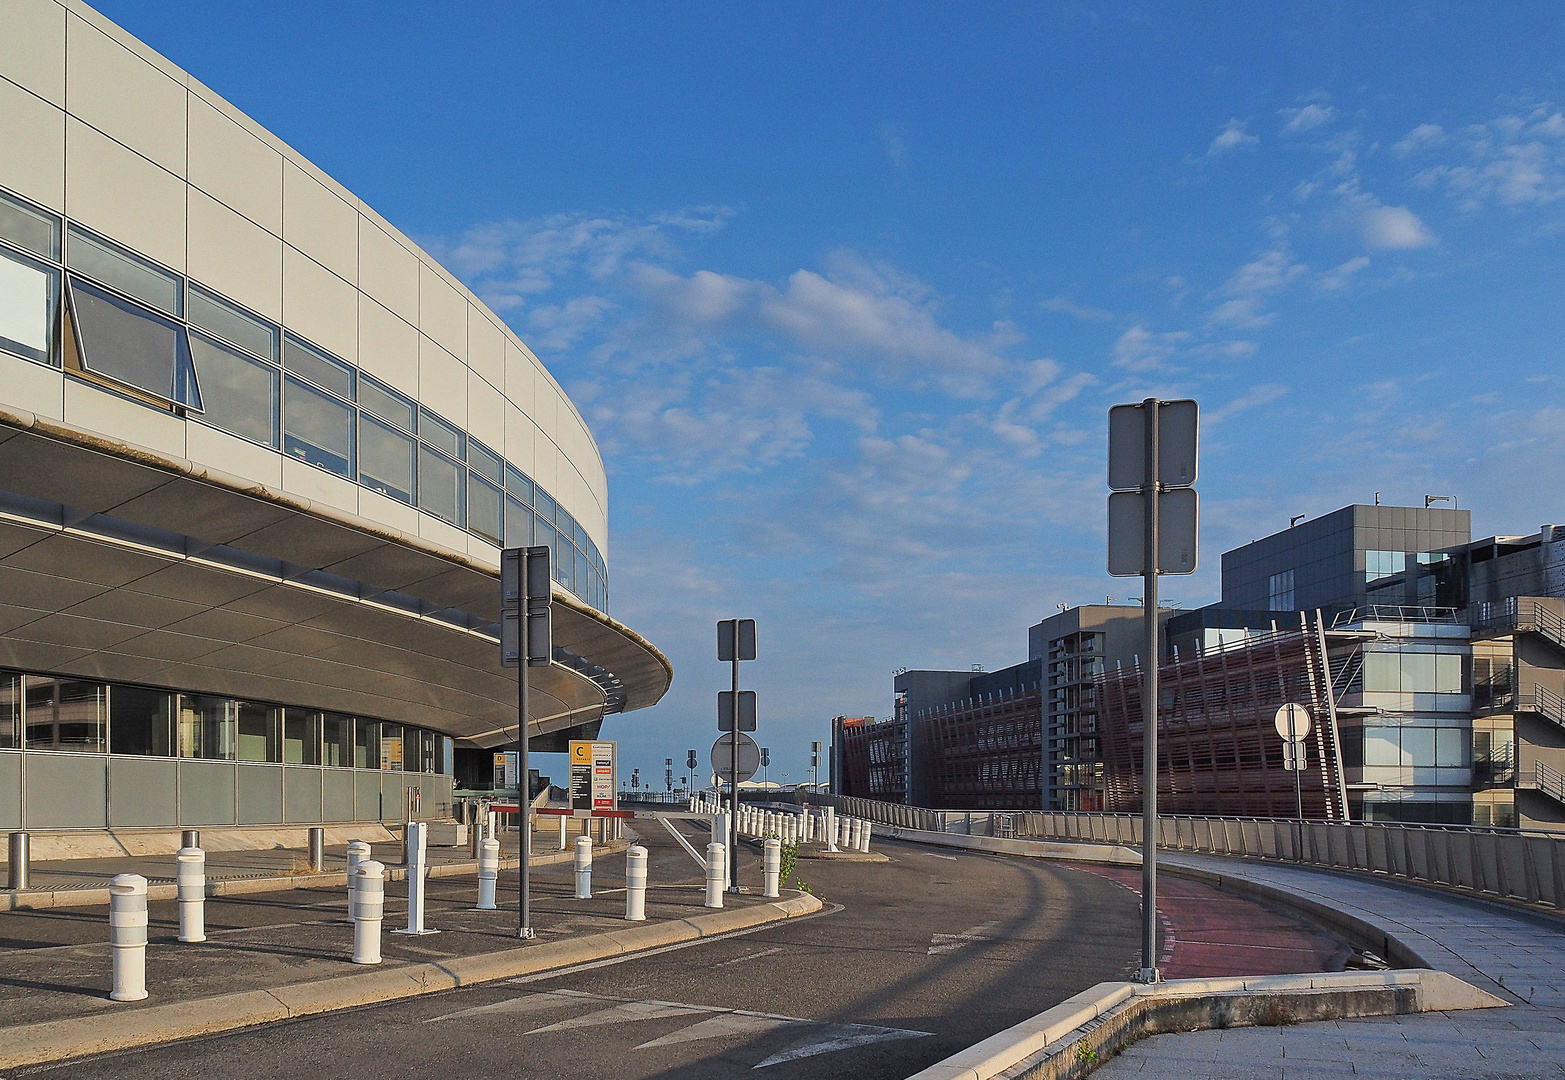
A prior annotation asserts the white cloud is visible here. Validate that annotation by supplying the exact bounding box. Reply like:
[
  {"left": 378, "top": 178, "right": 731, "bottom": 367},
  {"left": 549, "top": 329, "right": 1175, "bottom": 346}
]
[
  {"left": 1361, "top": 204, "right": 1437, "bottom": 249},
  {"left": 1320, "top": 255, "right": 1371, "bottom": 290},
  {"left": 1206, "top": 118, "right": 1259, "bottom": 157},
  {"left": 1112, "top": 325, "right": 1191, "bottom": 371},
  {"left": 1208, "top": 249, "right": 1307, "bottom": 328},
  {"left": 1281, "top": 104, "right": 1335, "bottom": 134},
  {"left": 1206, "top": 383, "right": 1289, "bottom": 425},
  {"left": 1403, "top": 105, "right": 1565, "bottom": 209},
  {"left": 1394, "top": 123, "right": 1446, "bottom": 155},
  {"left": 1042, "top": 296, "right": 1114, "bottom": 321}
]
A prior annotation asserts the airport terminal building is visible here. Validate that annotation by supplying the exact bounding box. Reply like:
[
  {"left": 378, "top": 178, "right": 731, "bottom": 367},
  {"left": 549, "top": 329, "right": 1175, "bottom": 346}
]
[{"left": 0, "top": 1, "right": 671, "bottom": 832}]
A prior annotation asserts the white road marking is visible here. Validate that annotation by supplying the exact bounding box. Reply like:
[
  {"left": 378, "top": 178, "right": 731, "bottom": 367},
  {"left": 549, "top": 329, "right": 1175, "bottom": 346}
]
[
  {"left": 927, "top": 920, "right": 1001, "bottom": 955},
  {"left": 526, "top": 999, "right": 711, "bottom": 1033},
  {"left": 424, "top": 990, "right": 583, "bottom": 1023},
  {"left": 712, "top": 946, "right": 786, "bottom": 968},
  {"left": 753, "top": 1024, "right": 935, "bottom": 1067},
  {"left": 634, "top": 1012, "right": 793, "bottom": 1049},
  {"left": 924, "top": 853, "right": 958, "bottom": 860}
]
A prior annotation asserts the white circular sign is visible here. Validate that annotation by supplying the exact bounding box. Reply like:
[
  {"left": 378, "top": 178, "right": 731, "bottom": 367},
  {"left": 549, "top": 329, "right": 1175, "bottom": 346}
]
[
  {"left": 1274, "top": 703, "right": 1311, "bottom": 740},
  {"left": 711, "top": 732, "right": 760, "bottom": 784}
]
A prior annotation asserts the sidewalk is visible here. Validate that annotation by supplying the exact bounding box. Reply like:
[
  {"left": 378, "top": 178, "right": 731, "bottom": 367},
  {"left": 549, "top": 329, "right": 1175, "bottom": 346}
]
[{"left": 1091, "top": 853, "right": 1565, "bottom": 1079}]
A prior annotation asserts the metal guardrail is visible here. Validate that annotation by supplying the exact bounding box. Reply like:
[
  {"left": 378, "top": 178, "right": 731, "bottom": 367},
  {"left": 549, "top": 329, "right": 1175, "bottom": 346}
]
[
  {"left": 803, "top": 792, "right": 1565, "bottom": 910},
  {"left": 1517, "top": 684, "right": 1565, "bottom": 731}
]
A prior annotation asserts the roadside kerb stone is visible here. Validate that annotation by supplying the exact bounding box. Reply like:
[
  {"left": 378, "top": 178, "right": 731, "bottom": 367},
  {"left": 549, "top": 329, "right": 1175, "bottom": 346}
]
[
  {"left": 883, "top": 826, "right": 1141, "bottom": 866},
  {"left": 0, "top": 890, "right": 822, "bottom": 1070},
  {"left": 903, "top": 968, "right": 1504, "bottom": 1080}
]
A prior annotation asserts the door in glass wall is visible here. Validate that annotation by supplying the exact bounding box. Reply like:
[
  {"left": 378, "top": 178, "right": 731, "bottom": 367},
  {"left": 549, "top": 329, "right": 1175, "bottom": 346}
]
[
  {"left": 283, "top": 709, "right": 322, "bottom": 764},
  {"left": 179, "top": 696, "right": 237, "bottom": 759},
  {"left": 323, "top": 713, "right": 352, "bottom": 766},
  {"left": 355, "top": 718, "right": 380, "bottom": 770},
  {"left": 109, "top": 685, "right": 175, "bottom": 756}
]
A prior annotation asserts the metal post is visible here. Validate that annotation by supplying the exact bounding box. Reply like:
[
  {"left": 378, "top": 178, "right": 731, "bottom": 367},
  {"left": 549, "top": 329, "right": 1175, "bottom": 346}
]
[
  {"left": 181, "top": 829, "right": 200, "bottom": 850},
  {"left": 308, "top": 826, "right": 325, "bottom": 873},
  {"left": 8, "top": 831, "right": 29, "bottom": 891},
  {"left": 1140, "top": 396, "right": 1160, "bottom": 984},
  {"left": 518, "top": 656, "right": 532, "bottom": 939},
  {"left": 730, "top": 620, "right": 741, "bottom": 892}
]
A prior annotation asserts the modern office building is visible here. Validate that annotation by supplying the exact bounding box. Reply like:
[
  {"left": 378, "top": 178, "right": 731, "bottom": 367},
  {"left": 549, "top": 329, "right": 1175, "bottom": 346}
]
[{"left": 0, "top": 1, "right": 671, "bottom": 834}]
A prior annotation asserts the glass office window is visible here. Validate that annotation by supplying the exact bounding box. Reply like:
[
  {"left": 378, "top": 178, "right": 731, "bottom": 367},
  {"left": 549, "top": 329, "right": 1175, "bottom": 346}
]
[
  {"left": 469, "top": 440, "right": 502, "bottom": 484},
  {"left": 237, "top": 702, "right": 280, "bottom": 762},
  {"left": 70, "top": 279, "right": 202, "bottom": 409},
  {"left": 535, "top": 518, "right": 556, "bottom": 557},
  {"left": 380, "top": 723, "right": 404, "bottom": 770},
  {"left": 1401, "top": 727, "right": 1436, "bottom": 768},
  {"left": 555, "top": 536, "right": 574, "bottom": 587},
  {"left": 0, "top": 247, "right": 58, "bottom": 365},
  {"left": 360, "top": 414, "right": 416, "bottom": 504},
  {"left": 180, "top": 696, "right": 237, "bottom": 759},
  {"left": 1436, "top": 727, "right": 1467, "bottom": 767},
  {"left": 505, "top": 464, "right": 533, "bottom": 506},
  {"left": 1364, "top": 726, "right": 1400, "bottom": 767},
  {"left": 404, "top": 727, "right": 420, "bottom": 774},
  {"left": 189, "top": 331, "right": 278, "bottom": 447},
  {"left": 419, "top": 445, "right": 464, "bottom": 525},
  {"left": 573, "top": 522, "right": 588, "bottom": 551},
  {"left": 419, "top": 408, "right": 465, "bottom": 460},
  {"left": 67, "top": 226, "right": 182, "bottom": 315},
  {"left": 0, "top": 672, "right": 17, "bottom": 748},
  {"left": 283, "top": 335, "right": 354, "bottom": 398},
  {"left": 468, "top": 473, "right": 502, "bottom": 545},
  {"left": 354, "top": 718, "right": 380, "bottom": 770},
  {"left": 283, "top": 709, "right": 321, "bottom": 765},
  {"left": 534, "top": 489, "right": 556, "bottom": 525},
  {"left": 420, "top": 729, "right": 436, "bottom": 773},
  {"left": 109, "top": 685, "right": 175, "bottom": 756},
  {"left": 284, "top": 375, "right": 355, "bottom": 476},
  {"left": 188, "top": 285, "right": 277, "bottom": 361},
  {"left": 574, "top": 547, "right": 588, "bottom": 599},
  {"left": 323, "top": 713, "right": 352, "bottom": 766},
  {"left": 357, "top": 374, "right": 415, "bottom": 432},
  {"left": 0, "top": 189, "right": 60, "bottom": 259},
  {"left": 555, "top": 506, "right": 576, "bottom": 542},
  {"left": 505, "top": 494, "right": 532, "bottom": 547},
  {"left": 439, "top": 736, "right": 453, "bottom": 776},
  {"left": 24, "top": 677, "right": 107, "bottom": 751}
]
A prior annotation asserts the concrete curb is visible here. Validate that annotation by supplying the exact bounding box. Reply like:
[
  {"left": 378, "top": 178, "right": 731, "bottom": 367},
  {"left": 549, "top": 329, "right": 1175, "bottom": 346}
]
[
  {"left": 1, "top": 843, "right": 627, "bottom": 912},
  {"left": 905, "top": 969, "right": 1506, "bottom": 1080},
  {"left": 0, "top": 890, "right": 823, "bottom": 1069},
  {"left": 884, "top": 827, "right": 1141, "bottom": 866}
]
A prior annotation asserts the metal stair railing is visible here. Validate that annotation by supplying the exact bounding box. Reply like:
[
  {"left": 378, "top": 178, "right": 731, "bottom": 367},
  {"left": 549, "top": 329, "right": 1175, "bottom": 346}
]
[
  {"left": 1531, "top": 761, "right": 1565, "bottom": 807},
  {"left": 1516, "top": 684, "right": 1565, "bottom": 732}
]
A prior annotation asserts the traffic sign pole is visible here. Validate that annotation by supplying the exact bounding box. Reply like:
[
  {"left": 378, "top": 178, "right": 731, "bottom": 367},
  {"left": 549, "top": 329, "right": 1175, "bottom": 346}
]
[
  {"left": 729, "top": 620, "right": 740, "bottom": 891},
  {"left": 1140, "top": 397, "right": 1160, "bottom": 986}
]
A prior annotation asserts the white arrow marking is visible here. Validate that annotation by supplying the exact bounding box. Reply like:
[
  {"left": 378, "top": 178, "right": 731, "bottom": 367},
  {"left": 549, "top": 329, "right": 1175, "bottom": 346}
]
[
  {"left": 753, "top": 1024, "right": 935, "bottom": 1067},
  {"left": 634, "top": 1012, "right": 795, "bottom": 1049},
  {"left": 927, "top": 920, "right": 1000, "bottom": 955},
  {"left": 526, "top": 999, "right": 712, "bottom": 1034},
  {"left": 424, "top": 991, "right": 582, "bottom": 1024}
]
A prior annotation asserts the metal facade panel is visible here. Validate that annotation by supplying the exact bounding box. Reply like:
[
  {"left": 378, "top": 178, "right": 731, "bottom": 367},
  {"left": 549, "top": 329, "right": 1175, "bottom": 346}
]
[
  {"left": 108, "top": 754, "right": 176, "bottom": 826},
  {"left": 237, "top": 762, "right": 282, "bottom": 824},
  {"left": 322, "top": 769, "right": 354, "bottom": 822},
  {"left": 179, "top": 759, "right": 236, "bottom": 825},
  {"left": 0, "top": 751, "right": 19, "bottom": 830},
  {"left": 283, "top": 766, "right": 322, "bottom": 823},
  {"left": 25, "top": 752, "right": 106, "bottom": 828}
]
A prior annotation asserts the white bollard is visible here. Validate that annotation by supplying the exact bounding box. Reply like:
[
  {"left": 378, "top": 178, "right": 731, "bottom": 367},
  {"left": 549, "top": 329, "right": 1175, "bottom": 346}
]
[
  {"left": 176, "top": 846, "right": 206, "bottom": 943},
  {"left": 762, "top": 838, "right": 781, "bottom": 898},
  {"left": 801, "top": 812, "right": 813, "bottom": 844},
  {"left": 109, "top": 873, "right": 149, "bottom": 1001},
  {"left": 624, "top": 845, "right": 647, "bottom": 922},
  {"left": 352, "top": 860, "right": 385, "bottom": 964},
  {"left": 705, "top": 843, "right": 726, "bottom": 908},
  {"left": 825, "top": 807, "right": 839, "bottom": 852},
  {"left": 396, "top": 820, "right": 436, "bottom": 935},
  {"left": 486, "top": 810, "right": 497, "bottom": 840},
  {"left": 557, "top": 813, "right": 568, "bottom": 851},
  {"left": 849, "top": 817, "right": 863, "bottom": 852},
  {"left": 859, "top": 820, "right": 873, "bottom": 853},
  {"left": 477, "top": 837, "right": 500, "bottom": 909},
  {"left": 574, "top": 836, "right": 593, "bottom": 899},
  {"left": 345, "top": 840, "right": 371, "bottom": 922},
  {"left": 839, "top": 815, "right": 852, "bottom": 849}
]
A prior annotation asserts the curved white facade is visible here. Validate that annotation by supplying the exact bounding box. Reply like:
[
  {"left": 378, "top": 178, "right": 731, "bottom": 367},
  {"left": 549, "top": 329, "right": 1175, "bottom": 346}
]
[{"left": 0, "top": 1, "right": 670, "bottom": 831}]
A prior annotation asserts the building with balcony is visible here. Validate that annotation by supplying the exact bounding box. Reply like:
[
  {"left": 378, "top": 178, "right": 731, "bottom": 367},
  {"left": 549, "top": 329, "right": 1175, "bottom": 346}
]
[{"left": 0, "top": 1, "right": 671, "bottom": 834}]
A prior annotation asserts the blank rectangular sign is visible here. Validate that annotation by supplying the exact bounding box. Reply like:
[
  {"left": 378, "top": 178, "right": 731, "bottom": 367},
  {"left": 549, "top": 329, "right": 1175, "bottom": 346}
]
[
  {"left": 717, "top": 619, "right": 757, "bottom": 661},
  {"left": 718, "top": 690, "right": 758, "bottom": 731},
  {"left": 1108, "top": 399, "right": 1198, "bottom": 491},
  {"left": 1107, "top": 488, "right": 1198, "bottom": 576}
]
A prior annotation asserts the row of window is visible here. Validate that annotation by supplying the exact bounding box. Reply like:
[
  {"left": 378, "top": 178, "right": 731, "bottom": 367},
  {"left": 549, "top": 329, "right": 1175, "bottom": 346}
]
[
  {"left": 0, "top": 669, "right": 452, "bottom": 774},
  {"left": 0, "top": 188, "right": 607, "bottom": 613}
]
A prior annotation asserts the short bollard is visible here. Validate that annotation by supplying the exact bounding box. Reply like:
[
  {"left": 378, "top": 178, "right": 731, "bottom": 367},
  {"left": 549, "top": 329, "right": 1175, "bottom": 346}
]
[
  {"left": 109, "top": 873, "right": 149, "bottom": 1001},
  {"left": 477, "top": 837, "right": 500, "bottom": 909},
  {"left": 624, "top": 845, "right": 648, "bottom": 922},
  {"left": 824, "top": 808, "right": 839, "bottom": 852},
  {"left": 574, "top": 836, "right": 593, "bottom": 899},
  {"left": 176, "top": 846, "right": 206, "bottom": 943},
  {"left": 352, "top": 860, "right": 385, "bottom": 964},
  {"left": 859, "top": 820, "right": 873, "bottom": 852},
  {"left": 8, "top": 831, "right": 29, "bottom": 891},
  {"left": 181, "top": 829, "right": 200, "bottom": 849},
  {"left": 849, "top": 818, "right": 863, "bottom": 851},
  {"left": 308, "top": 826, "right": 325, "bottom": 873},
  {"left": 762, "top": 838, "right": 781, "bottom": 898},
  {"left": 396, "top": 820, "right": 436, "bottom": 935},
  {"left": 346, "top": 840, "right": 371, "bottom": 922},
  {"left": 557, "top": 813, "right": 568, "bottom": 851},
  {"left": 704, "top": 843, "right": 726, "bottom": 909},
  {"left": 840, "top": 816, "right": 853, "bottom": 849}
]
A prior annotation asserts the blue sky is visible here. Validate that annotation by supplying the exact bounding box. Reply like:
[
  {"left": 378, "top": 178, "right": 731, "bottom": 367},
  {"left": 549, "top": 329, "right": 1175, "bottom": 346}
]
[{"left": 102, "top": 2, "right": 1565, "bottom": 787}]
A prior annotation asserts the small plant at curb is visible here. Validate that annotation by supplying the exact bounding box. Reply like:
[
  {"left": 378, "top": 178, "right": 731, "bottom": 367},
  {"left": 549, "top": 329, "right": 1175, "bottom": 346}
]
[
  {"left": 794, "top": 878, "right": 814, "bottom": 896},
  {"left": 1074, "top": 1038, "right": 1098, "bottom": 1065},
  {"left": 780, "top": 841, "right": 798, "bottom": 884}
]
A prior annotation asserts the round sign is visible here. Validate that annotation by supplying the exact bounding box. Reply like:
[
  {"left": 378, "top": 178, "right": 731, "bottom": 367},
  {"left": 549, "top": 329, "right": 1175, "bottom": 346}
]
[
  {"left": 711, "top": 732, "right": 761, "bottom": 784},
  {"left": 1274, "top": 703, "right": 1312, "bottom": 740}
]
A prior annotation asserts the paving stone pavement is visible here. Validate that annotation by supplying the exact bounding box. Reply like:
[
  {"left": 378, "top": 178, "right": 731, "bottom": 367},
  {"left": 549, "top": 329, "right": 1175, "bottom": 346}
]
[{"left": 1091, "top": 854, "right": 1565, "bottom": 1078}]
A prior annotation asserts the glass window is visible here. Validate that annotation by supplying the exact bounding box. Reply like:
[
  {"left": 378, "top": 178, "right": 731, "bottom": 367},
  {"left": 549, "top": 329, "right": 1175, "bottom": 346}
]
[
  {"left": 70, "top": 279, "right": 202, "bottom": 409},
  {"left": 0, "top": 247, "right": 58, "bottom": 365},
  {"left": 468, "top": 473, "right": 502, "bottom": 545},
  {"left": 67, "top": 227, "right": 181, "bottom": 315},
  {"left": 505, "top": 464, "right": 533, "bottom": 505},
  {"left": 420, "top": 729, "right": 436, "bottom": 774},
  {"left": 404, "top": 727, "right": 420, "bottom": 774},
  {"left": 1365, "top": 549, "right": 1406, "bottom": 583},
  {"left": 180, "top": 695, "right": 237, "bottom": 759},
  {"left": 1268, "top": 569, "right": 1294, "bottom": 611},
  {"left": 283, "top": 709, "right": 321, "bottom": 765},
  {"left": 468, "top": 440, "right": 502, "bottom": 483},
  {"left": 505, "top": 494, "right": 532, "bottom": 547},
  {"left": 419, "top": 408, "right": 464, "bottom": 460},
  {"left": 573, "top": 522, "right": 587, "bottom": 551},
  {"left": 439, "top": 736, "right": 453, "bottom": 775},
  {"left": 0, "top": 189, "right": 60, "bottom": 259},
  {"left": 0, "top": 672, "right": 17, "bottom": 748},
  {"left": 534, "top": 488, "right": 556, "bottom": 526},
  {"left": 556, "top": 506, "right": 576, "bottom": 540},
  {"left": 283, "top": 335, "right": 354, "bottom": 397},
  {"left": 1436, "top": 727, "right": 1466, "bottom": 767},
  {"left": 188, "top": 285, "right": 277, "bottom": 360},
  {"left": 1402, "top": 727, "right": 1436, "bottom": 767},
  {"left": 284, "top": 375, "right": 355, "bottom": 476},
  {"left": 380, "top": 723, "right": 404, "bottom": 770},
  {"left": 419, "top": 445, "right": 465, "bottom": 525},
  {"left": 555, "top": 537, "right": 574, "bottom": 587},
  {"left": 354, "top": 718, "right": 380, "bottom": 769},
  {"left": 25, "top": 677, "right": 106, "bottom": 751},
  {"left": 189, "top": 331, "right": 279, "bottom": 447},
  {"left": 357, "top": 374, "right": 415, "bottom": 433},
  {"left": 236, "top": 702, "right": 279, "bottom": 762},
  {"left": 573, "top": 546, "right": 588, "bottom": 599},
  {"left": 1364, "top": 727, "right": 1400, "bottom": 767},
  {"left": 109, "top": 685, "right": 175, "bottom": 756},
  {"left": 359, "top": 413, "right": 416, "bottom": 504},
  {"left": 323, "top": 713, "right": 352, "bottom": 766}
]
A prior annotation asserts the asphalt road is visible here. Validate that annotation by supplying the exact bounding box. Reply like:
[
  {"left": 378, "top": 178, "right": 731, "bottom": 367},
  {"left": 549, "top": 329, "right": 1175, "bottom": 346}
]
[{"left": 21, "top": 827, "right": 1149, "bottom": 1080}]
